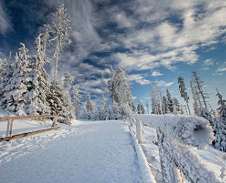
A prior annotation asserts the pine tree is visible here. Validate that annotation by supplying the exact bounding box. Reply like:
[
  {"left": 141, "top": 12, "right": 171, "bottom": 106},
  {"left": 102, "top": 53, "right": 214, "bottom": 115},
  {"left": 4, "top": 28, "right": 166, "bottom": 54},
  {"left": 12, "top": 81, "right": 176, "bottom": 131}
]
[
  {"left": 162, "top": 96, "right": 170, "bottom": 114},
  {"left": 178, "top": 77, "right": 190, "bottom": 114},
  {"left": 146, "top": 101, "right": 149, "bottom": 114},
  {"left": 190, "top": 80, "right": 199, "bottom": 115},
  {"left": 85, "top": 93, "right": 96, "bottom": 120},
  {"left": 173, "top": 98, "right": 181, "bottom": 114},
  {"left": 214, "top": 89, "right": 226, "bottom": 152},
  {"left": 45, "top": 4, "right": 71, "bottom": 80},
  {"left": 63, "top": 71, "right": 74, "bottom": 119},
  {"left": 99, "top": 71, "right": 108, "bottom": 120},
  {"left": 0, "top": 43, "right": 29, "bottom": 115},
  {"left": 150, "top": 81, "right": 158, "bottom": 114},
  {"left": 108, "top": 66, "right": 120, "bottom": 104},
  {"left": 166, "top": 89, "right": 174, "bottom": 113},
  {"left": 192, "top": 71, "right": 208, "bottom": 109},
  {"left": 137, "top": 98, "right": 145, "bottom": 114},
  {"left": 47, "top": 79, "right": 73, "bottom": 124},
  {"left": 72, "top": 85, "right": 81, "bottom": 119}
]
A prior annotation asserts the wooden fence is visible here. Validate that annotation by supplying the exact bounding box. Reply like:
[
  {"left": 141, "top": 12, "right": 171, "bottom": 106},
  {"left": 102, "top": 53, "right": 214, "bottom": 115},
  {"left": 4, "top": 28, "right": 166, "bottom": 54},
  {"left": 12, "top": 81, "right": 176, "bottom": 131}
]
[
  {"left": 129, "top": 114, "right": 224, "bottom": 183},
  {"left": 0, "top": 115, "right": 59, "bottom": 142}
]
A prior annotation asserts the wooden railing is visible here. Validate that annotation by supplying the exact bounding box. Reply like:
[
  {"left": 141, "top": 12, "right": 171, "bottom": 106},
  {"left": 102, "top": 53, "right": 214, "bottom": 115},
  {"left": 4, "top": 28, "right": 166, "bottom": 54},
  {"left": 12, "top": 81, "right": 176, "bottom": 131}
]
[
  {"left": 129, "top": 114, "right": 224, "bottom": 183},
  {"left": 0, "top": 115, "right": 59, "bottom": 142}
]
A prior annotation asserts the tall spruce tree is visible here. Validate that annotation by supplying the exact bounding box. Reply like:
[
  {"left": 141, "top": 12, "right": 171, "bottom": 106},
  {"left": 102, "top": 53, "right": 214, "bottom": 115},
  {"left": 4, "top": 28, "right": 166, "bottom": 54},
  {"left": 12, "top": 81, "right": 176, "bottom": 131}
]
[
  {"left": 72, "top": 85, "right": 81, "bottom": 119},
  {"left": 214, "top": 89, "right": 226, "bottom": 152},
  {"left": 166, "top": 89, "right": 174, "bottom": 113},
  {"left": 137, "top": 98, "right": 145, "bottom": 114},
  {"left": 178, "top": 77, "right": 190, "bottom": 114}
]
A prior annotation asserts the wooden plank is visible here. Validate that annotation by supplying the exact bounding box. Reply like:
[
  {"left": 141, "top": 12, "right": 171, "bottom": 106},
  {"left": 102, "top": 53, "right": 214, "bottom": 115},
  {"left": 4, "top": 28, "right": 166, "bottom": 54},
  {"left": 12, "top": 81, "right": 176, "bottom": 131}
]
[
  {"left": 9, "top": 119, "right": 14, "bottom": 137},
  {"left": 0, "top": 127, "right": 60, "bottom": 142},
  {"left": 52, "top": 117, "right": 58, "bottom": 127},
  {"left": 0, "top": 115, "right": 59, "bottom": 121}
]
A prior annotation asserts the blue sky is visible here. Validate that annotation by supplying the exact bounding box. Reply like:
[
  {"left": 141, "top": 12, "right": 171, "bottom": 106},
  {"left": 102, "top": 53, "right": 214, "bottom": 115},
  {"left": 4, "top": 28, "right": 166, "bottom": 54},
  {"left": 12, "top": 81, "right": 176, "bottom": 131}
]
[{"left": 0, "top": 0, "right": 226, "bottom": 112}]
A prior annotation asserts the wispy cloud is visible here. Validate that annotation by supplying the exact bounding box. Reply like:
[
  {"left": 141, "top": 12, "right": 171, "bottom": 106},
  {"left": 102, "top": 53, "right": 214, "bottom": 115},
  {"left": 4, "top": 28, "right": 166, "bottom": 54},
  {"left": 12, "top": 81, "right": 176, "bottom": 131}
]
[
  {"left": 0, "top": 1, "right": 12, "bottom": 35},
  {"left": 151, "top": 70, "right": 163, "bottom": 77}
]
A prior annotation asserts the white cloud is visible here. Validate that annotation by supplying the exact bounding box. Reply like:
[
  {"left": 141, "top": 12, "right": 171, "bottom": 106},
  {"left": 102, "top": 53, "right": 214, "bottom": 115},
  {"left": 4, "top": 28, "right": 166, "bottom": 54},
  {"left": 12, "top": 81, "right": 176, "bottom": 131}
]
[
  {"left": 151, "top": 70, "right": 163, "bottom": 77},
  {"left": 0, "top": 1, "right": 12, "bottom": 35},
  {"left": 155, "top": 80, "right": 175, "bottom": 87},
  {"left": 129, "top": 74, "right": 150, "bottom": 85}
]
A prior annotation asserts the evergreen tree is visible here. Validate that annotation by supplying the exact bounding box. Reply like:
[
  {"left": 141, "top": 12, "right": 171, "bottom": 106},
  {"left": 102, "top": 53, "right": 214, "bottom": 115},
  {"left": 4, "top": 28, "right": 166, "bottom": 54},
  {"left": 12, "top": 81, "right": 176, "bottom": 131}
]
[
  {"left": 0, "top": 43, "right": 29, "bottom": 115},
  {"left": 173, "top": 98, "right": 181, "bottom": 114},
  {"left": 178, "top": 77, "right": 190, "bottom": 114},
  {"left": 99, "top": 71, "right": 108, "bottom": 120},
  {"left": 192, "top": 71, "right": 208, "bottom": 109},
  {"left": 137, "top": 98, "right": 145, "bottom": 114},
  {"left": 72, "top": 85, "right": 81, "bottom": 119},
  {"left": 85, "top": 93, "right": 96, "bottom": 120},
  {"left": 150, "top": 81, "right": 158, "bottom": 114},
  {"left": 47, "top": 79, "right": 73, "bottom": 124},
  {"left": 166, "top": 89, "right": 174, "bottom": 113},
  {"left": 162, "top": 96, "right": 170, "bottom": 114},
  {"left": 190, "top": 80, "right": 199, "bottom": 115},
  {"left": 146, "top": 101, "right": 149, "bottom": 114},
  {"left": 214, "top": 89, "right": 226, "bottom": 152}
]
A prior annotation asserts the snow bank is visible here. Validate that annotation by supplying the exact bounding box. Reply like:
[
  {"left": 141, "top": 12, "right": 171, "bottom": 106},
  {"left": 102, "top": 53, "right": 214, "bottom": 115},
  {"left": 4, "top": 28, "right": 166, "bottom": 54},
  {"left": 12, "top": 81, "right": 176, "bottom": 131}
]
[
  {"left": 131, "top": 114, "right": 214, "bottom": 149},
  {"left": 128, "top": 122, "right": 156, "bottom": 183}
]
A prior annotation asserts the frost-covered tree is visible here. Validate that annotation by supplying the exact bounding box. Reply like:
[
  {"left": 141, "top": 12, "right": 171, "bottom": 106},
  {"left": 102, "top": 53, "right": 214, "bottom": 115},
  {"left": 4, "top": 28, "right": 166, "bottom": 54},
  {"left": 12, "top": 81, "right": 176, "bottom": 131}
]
[
  {"left": 150, "top": 82, "right": 158, "bottom": 114},
  {"left": 146, "top": 101, "right": 149, "bottom": 114},
  {"left": 166, "top": 89, "right": 174, "bottom": 113},
  {"left": 137, "top": 98, "right": 145, "bottom": 114},
  {"left": 162, "top": 96, "right": 170, "bottom": 114},
  {"left": 192, "top": 71, "right": 208, "bottom": 109},
  {"left": 47, "top": 79, "right": 74, "bottom": 124},
  {"left": 214, "top": 89, "right": 226, "bottom": 152},
  {"left": 173, "top": 98, "right": 181, "bottom": 114},
  {"left": 110, "top": 102, "right": 120, "bottom": 120},
  {"left": 63, "top": 71, "right": 74, "bottom": 118},
  {"left": 85, "top": 93, "right": 96, "bottom": 120},
  {"left": 190, "top": 80, "right": 199, "bottom": 115},
  {"left": 108, "top": 67, "right": 134, "bottom": 118},
  {"left": 0, "top": 43, "right": 29, "bottom": 115},
  {"left": 178, "top": 77, "right": 190, "bottom": 114},
  {"left": 72, "top": 85, "right": 81, "bottom": 119},
  {"left": 108, "top": 66, "right": 120, "bottom": 104},
  {"left": 45, "top": 4, "right": 71, "bottom": 80},
  {"left": 99, "top": 71, "right": 108, "bottom": 120}
]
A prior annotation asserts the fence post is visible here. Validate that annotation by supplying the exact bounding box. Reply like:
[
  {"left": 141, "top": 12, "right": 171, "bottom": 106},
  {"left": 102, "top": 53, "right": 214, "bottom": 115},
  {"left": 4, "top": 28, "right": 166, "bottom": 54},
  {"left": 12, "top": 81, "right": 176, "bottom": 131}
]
[
  {"left": 136, "top": 119, "right": 142, "bottom": 144},
  {"left": 6, "top": 120, "right": 11, "bottom": 137},
  {"left": 52, "top": 117, "right": 58, "bottom": 127},
  {"left": 9, "top": 119, "right": 14, "bottom": 137}
]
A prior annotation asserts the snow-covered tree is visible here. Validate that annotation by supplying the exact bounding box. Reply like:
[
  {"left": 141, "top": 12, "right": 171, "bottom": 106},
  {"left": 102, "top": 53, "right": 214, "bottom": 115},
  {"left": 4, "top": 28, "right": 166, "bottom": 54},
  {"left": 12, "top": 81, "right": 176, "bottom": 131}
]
[
  {"left": 63, "top": 71, "right": 74, "bottom": 119},
  {"left": 45, "top": 4, "right": 71, "bottom": 80},
  {"left": 137, "top": 98, "right": 145, "bottom": 114},
  {"left": 99, "top": 71, "right": 108, "bottom": 120},
  {"left": 162, "top": 96, "right": 170, "bottom": 114},
  {"left": 146, "top": 101, "right": 149, "bottom": 114},
  {"left": 150, "top": 81, "right": 158, "bottom": 114},
  {"left": 108, "top": 66, "right": 120, "bottom": 104},
  {"left": 47, "top": 79, "right": 74, "bottom": 124},
  {"left": 178, "top": 77, "right": 190, "bottom": 114},
  {"left": 0, "top": 43, "right": 30, "bottom": 115},
  {"left": 166, "top": 89, "right": 174, "bottom": 113},
  {"left": 72, "top": 85, "right": 81, "bottom": 119},
  {"left": 110, "top": 102, "right": 120, "bottom": 120},
  {"left": 190, "top": 80, "right": 199, "bottom": 115},
  {"left": 85, "top": 93, "right": 96, "bottom": 120},
  {"left": 192, "top": 71, "right": 208, "bottom": 110},
  {"left": 108, "top": 67, "right": 134, "bottom": 118},
  {"left": 173, "top": 98, "right": 181, "bottom": 114},
  {"left": 214, "top": 89, "right": 226, "bottom": 152}
]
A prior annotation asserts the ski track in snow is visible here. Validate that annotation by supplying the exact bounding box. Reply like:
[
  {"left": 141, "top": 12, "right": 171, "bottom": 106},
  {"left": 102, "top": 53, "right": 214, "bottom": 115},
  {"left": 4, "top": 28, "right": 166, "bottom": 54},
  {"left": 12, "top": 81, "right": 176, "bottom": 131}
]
[{"left": 0, "top": 120, "right": 142, "bottom": 183}]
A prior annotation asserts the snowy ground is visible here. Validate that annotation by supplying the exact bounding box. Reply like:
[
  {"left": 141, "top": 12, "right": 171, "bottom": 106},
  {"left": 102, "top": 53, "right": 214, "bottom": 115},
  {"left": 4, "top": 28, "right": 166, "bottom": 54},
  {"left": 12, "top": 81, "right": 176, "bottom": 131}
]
[{"left": 0, "top": 120, "right": 143, "bottom": 183}]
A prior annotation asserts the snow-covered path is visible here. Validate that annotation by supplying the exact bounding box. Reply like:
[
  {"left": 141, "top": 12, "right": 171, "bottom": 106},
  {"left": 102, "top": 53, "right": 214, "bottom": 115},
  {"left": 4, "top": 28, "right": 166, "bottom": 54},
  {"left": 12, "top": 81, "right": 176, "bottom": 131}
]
[{"left": 0, "top": 120, "right": 142, "bottom": 183}]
